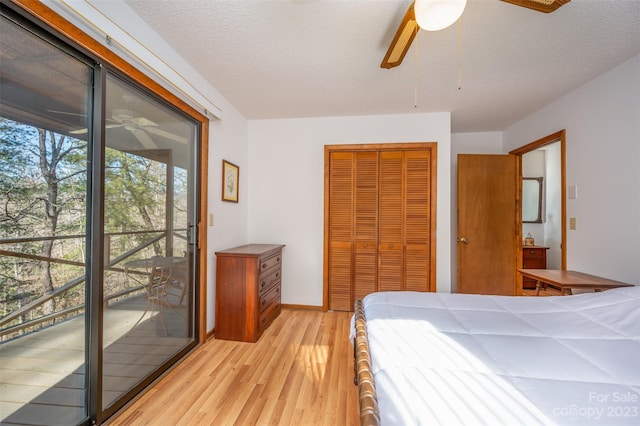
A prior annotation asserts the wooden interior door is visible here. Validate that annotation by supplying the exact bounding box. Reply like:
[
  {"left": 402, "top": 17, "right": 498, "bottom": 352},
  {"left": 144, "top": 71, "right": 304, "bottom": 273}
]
[{"left": 457, "top": 154, "right": 518, "bottom": 295}]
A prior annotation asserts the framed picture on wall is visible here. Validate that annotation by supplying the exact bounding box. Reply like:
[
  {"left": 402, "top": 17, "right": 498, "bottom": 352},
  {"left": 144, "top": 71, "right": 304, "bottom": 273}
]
[{"left": 222, "top": 160, "right": 239, "bottom": 202}]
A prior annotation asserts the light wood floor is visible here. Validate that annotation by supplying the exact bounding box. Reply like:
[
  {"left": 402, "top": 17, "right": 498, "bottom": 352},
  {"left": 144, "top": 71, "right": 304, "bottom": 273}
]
[
  {"left": 109, "top": 309, "right": 359, "bottom": 426},
  {"left": 109, "top": 289, "right": 562, "bottom": 425}
]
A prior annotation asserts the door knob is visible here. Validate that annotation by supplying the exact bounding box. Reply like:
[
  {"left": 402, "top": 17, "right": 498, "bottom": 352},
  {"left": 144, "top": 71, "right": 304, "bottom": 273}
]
[{"left": 458, "top": 237, "right": 469, "bottom": 244}]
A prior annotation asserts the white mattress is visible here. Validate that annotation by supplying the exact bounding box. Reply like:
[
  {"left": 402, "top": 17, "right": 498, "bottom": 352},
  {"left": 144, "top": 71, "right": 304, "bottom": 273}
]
[{"left": 358, "top": 286, "right": 640, "bottom": 425}]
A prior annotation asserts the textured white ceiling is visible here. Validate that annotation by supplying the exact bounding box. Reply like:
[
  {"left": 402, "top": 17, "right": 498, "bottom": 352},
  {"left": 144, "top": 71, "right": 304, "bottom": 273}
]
[{"left": 123, "top": 0, "right": 640, "bottom": 132}]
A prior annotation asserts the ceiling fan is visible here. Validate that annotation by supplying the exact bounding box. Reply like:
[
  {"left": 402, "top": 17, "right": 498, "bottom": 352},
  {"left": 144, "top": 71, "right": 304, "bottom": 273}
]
[
  {"left": 67, "top": 108, "right": 187, "bottom": 148},
  {"left": 381, "top": 0, "right": 570, "bottom": 69}
]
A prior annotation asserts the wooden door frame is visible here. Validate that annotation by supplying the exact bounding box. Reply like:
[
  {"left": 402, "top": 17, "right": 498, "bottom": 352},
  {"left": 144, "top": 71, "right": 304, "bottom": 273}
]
[
  {"left": 509, "top": 130, "right": 567, "bottom": 272},
  {"left": 323, "top": 142, "right": 438, "bottom": 311}
]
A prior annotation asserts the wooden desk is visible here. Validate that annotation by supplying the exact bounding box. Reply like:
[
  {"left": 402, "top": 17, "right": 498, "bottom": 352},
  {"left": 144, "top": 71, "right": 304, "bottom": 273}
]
[{"left": 517, "top": 269, "right": 634, "bottom": 296}]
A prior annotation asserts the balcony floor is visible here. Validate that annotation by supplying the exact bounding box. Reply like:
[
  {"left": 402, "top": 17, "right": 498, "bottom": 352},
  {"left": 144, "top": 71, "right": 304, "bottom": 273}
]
[{"left": 0, "top": 292, "right": 190, "bottom": 425}]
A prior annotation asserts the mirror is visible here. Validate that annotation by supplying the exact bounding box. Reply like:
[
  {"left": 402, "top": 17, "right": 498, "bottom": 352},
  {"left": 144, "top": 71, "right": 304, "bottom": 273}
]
[{"left": 522, "top": 177, "right": 543, "bottom": 223}]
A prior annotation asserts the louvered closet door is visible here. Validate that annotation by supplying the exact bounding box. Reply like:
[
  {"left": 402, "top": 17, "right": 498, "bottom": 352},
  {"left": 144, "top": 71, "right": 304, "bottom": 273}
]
[
  {"left": 378, "top": 150, "right": 432, "bottom": 292},
  {"left": 328, "top": 152, "right": 354, "bottom": 311},
  {"left": 353, "top": 152, "right": 378, "bottom": 302},
  {"left": 326, "top": 144, "right": 435, "bottom": 311},
  {"left": 404, "top": 150, "right": 432, "bottom": 292},
  {"left": 378, "top": 151, "right": 404, "bottom": 291}
]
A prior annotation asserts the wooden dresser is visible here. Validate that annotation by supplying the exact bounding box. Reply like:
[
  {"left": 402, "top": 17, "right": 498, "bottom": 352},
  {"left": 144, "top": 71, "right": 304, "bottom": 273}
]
[
  {"left": 521, "top": 245, "right": 549, "bottom": 289},
  {"left": 215, "top": 244, "right": 284, "bottom": 342}
]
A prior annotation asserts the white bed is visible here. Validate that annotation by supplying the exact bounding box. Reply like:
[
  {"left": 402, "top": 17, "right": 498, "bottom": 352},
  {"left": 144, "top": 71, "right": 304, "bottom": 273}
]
[{"left": 352, "top": 286, "right": 640, "bottom": 425}]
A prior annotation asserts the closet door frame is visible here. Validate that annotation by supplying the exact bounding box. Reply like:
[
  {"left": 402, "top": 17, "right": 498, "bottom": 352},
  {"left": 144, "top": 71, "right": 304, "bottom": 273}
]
[{"left": 323, "top": 142, "right": 438, "bottom": 311}]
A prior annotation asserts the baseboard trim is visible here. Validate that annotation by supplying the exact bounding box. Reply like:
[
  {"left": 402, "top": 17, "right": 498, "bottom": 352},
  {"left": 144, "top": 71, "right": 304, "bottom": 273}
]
[
  {"left": 206, "top": 328, "right": 215, "bottom": 341},
  {"left": 281, "top": 304, "right": 323, "bottom": 311}
]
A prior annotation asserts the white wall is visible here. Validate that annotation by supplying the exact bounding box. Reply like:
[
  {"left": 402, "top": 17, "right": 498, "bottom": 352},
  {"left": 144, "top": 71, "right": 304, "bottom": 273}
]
[
  {"left": 248, "top": 113, "right": 452, "bottom": 306},
  {"left": 503, "top": 55, "right": 640, "bottom": 284},
  {"left": 522, "top": 150, "right": 546, "bottom": 244},
  {"left": 544, "top": 143, "right": 562, "bottom": 269},
  {"left": 206, "top": 108, "right": 249, "bottom": 331},
  {"left": 521, "top": 147, "right": 563, "bottom": 269},
  {"left": 449, "top": 132, "right": 504, "bottom": 291}
]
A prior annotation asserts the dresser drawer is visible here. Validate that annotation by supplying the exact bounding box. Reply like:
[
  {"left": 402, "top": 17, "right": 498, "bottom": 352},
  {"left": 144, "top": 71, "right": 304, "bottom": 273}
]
[
  {"left": 523, "top": 248, "right": 545, "bottom": 258},
  {"left": 260, "top": 282, "right": 281, "bottom": 314},
  {"left": 259, "top": 253, "right": 282, "bottom": 275},
  {"left": 521, "top": 246, "right": 548, "bottom": 290},
  {"left": 259, "top": 267, "right": 281, "bottom": 295},
  {"left": 260, "top": 299, "right": 281, "bottom": 332},
  {"left": 523, "top": 257, "right": 545, "bottom": 269}
]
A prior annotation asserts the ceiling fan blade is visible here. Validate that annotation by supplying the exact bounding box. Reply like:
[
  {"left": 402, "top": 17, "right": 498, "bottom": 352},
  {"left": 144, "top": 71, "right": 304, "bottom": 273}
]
[
  {"left": 500, "top": 0, "right": 570, "bottom": 13},
  {"left": 381, "top": 2, "right": 419, "bottom": 69},
  {"left": 130, "top": 128, "right": 157, "bottom": 149},
  {"left": 69, "top": 123, "right": 122, "bottom": 135},
  {"left": 145, "top": 126, "right": 188, "bottom": 144},
  {"left": 132, "top": 117, "right": 157, "bottom": 127}
]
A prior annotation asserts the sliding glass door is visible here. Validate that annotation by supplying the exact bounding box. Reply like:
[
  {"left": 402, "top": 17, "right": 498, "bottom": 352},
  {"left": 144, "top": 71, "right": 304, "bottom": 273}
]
[
  {"left": 0, "top": 5, "right": 200, "bottom": 424},
  {"left": 101, "top": 73, "right": 197, "bottom": 414},
  {"left": 0, "top": 11, "right": 92, "bottom": 424}
]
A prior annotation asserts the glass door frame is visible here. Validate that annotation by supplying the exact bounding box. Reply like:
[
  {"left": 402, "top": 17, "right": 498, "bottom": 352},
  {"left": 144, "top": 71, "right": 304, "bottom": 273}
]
[
  {"left": 99, "top": 69, "right": 201, "bottom": 420},
  {"left": 5, "top": 1, "right": 210, "bottom": 424}
]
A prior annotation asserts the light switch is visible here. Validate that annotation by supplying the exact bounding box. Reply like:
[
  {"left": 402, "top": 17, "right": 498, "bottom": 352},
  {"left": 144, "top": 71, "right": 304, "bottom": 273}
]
[
  {"left": 568, "top": 185, "right": 578, "bottom": 199},
  {"left": 569, "top": 217, "right": 576, "bottom": 230},
  {"left": 208, "top": 213, "right": 214, "bottom": 226}
]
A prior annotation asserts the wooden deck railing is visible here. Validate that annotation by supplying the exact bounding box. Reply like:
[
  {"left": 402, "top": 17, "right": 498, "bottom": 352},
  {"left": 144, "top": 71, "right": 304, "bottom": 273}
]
[
  {"left": 0, "top": 284, "right": 145, "bottom": 338},
  {"left": 0, "top": 228, "right": 187, "bottom": 339}
]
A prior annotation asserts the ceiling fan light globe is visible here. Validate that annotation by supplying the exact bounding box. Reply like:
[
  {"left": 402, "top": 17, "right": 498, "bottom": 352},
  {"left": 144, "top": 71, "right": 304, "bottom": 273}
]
[{"left": 415, "top": 0, "right": 467, "bottom": 31}]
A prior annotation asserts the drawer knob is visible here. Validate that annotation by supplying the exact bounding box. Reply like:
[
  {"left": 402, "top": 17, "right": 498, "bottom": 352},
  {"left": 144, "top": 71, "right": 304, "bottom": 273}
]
[
  {"left": 262, "top": 263, "right": 267, "bottom": 269},
  {"left": 277, "top": 256, "right": 281, "bottom": 262},
  {"left": 275, "top": 272, "right": 280, "bottom": 278},
  {"left": 261, "top": 299, "right": 266, "bottom": 306},
  {"left": 276, "top": 287, "right": 280, "bottom": 294},
  {"left": 261, "top": 281, "right": 265, "bottom": 288}
]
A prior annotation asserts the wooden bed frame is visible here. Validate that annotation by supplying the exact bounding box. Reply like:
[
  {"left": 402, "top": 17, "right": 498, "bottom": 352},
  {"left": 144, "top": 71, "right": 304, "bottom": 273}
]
[{"left": 353, "top": 299, "right": 380, "bottom": 426}]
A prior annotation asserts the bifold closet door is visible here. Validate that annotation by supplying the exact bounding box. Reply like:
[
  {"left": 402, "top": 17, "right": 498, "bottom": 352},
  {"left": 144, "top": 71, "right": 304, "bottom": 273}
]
[
  {"left": 328, "top": 152, "right": 355, "bottom": 311},
  {"left": 403, "top": 150, "right": 432, "bottom": 292},
  {"left": 378, "top": 150, "right": 432, "bottom": 292},
  {"left": 327, "top": 146, "right": 434, "bottom": 311},
  {"left": 327, "top": 151, "right": 378, "bottom": 311},
  {"left": 353, "top": 152, "right": 378, "bottom": 302},
  {"left": 378, "top": 151, "right": 403, "bottom": 291}
]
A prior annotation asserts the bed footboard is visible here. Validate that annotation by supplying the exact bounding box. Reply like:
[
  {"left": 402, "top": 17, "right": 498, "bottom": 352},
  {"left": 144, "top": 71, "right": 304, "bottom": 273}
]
[{"left": 353, "top": 299, "right": 380, "bottom": 426}]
